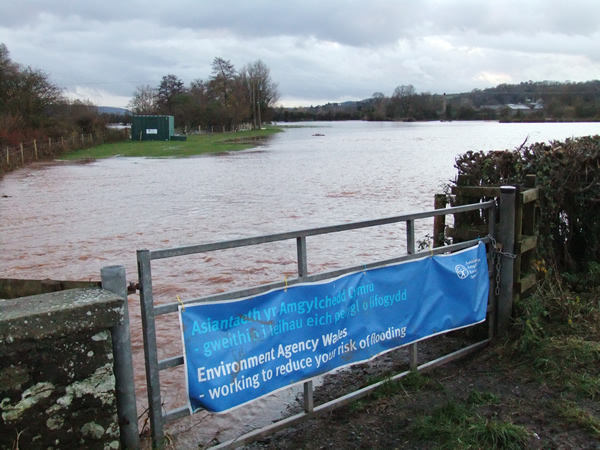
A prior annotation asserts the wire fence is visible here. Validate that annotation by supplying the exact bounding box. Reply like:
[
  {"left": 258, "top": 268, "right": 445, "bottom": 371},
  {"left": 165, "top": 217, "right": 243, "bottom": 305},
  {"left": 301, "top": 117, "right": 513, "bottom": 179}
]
[{"left": 0, "top": 129, "right": 129, "bottom": 176}]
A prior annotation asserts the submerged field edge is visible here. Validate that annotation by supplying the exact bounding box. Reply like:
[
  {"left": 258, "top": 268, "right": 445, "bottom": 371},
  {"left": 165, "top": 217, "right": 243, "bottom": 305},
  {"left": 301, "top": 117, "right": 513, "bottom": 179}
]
[{"left": 61, "top": 127, "right": 284, "bottom": 160}]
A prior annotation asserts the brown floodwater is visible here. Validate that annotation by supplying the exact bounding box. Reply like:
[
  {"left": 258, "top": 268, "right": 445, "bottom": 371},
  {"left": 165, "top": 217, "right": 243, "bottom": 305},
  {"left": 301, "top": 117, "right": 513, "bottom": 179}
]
[{"left": 2, "top": 120, "right": 599, "bottom": 445}]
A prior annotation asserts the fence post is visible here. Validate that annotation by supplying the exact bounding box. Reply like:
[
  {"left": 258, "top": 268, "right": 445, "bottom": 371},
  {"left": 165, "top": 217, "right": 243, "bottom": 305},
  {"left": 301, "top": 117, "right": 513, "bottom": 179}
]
[
  {"left": 137, "top": 249, "right": 165, "bottom": 448},
  {"left": 33, "top": 139, "right": 38, "bottom": 160},
  {"left": 5, "top": 147, "right": 8, "bottom": 164},
  {"left": 101, "top": 265, "right": 140, "bottom": 449},
  {"left": 49, "top": 137, "right": 52, "bottom": 152},
  {"left": 406, "top": 219, "right": 418, "bottom": 369},
  {"left": 487, "top": 202, "right": 497, "bottom": 340},
  {"left": 296, "top": 236, "right": 314, "bottom": 413},
  {"left": 433, "top": 194, "right": 447, "bottom": 247},
  {"left": 497, "top": 186, "right": 516, "bottom": 336},
  {"left": 520, "top": 176, "right": 538, "bottom": 290}
]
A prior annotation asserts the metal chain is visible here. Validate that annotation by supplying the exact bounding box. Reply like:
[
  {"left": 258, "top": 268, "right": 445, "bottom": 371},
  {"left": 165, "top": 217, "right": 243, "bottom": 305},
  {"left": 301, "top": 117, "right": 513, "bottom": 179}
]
[
  {"left": 495, "top": 250, "right": 501, "bottom": 296},
  {"left": 486, "top": 234, "right": 517, "bottom": 297}
]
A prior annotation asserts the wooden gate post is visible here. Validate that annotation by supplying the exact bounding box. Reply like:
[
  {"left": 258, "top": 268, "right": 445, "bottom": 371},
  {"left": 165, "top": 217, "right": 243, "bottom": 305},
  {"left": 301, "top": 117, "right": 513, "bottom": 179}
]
[{"left": 497, "top": 186, "right": 517, "bottom": 336}]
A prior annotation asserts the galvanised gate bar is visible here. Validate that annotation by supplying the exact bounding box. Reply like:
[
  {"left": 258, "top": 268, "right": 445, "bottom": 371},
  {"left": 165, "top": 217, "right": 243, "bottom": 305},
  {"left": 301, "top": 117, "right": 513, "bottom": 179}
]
[{"left": 137, "top": 188, "right": 517, "bottom": 448}]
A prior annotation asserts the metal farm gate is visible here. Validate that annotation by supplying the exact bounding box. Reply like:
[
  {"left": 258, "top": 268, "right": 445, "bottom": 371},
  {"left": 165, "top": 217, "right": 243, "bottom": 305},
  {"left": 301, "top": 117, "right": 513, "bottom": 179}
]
[{"left": 136, "top": 187, "right": 521, "bottom": 448}]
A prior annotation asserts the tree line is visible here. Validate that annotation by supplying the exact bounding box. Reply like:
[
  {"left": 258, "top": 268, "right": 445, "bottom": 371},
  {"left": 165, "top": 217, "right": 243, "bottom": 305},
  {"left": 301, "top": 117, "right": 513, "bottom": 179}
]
[
  {"left": 128, "top": 57, "right": 280, "bottom": 132},
  {"left": 0, "top": 45, "right": 280, "bottom": 151},
  {"left": 2, "top": 36, "right": 598, "bottom": 151},
  {"left": 0, "top": 44, "right": 118, "bottom": 149},
  {"left": 274, "top": 80, "right": 600, "bottom": 122}
]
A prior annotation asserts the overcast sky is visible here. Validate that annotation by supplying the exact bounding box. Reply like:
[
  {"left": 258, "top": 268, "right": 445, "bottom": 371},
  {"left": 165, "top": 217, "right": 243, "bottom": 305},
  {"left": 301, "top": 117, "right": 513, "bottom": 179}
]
[{"left": 1, "top": 0, "right": 599, "bottom": 108}]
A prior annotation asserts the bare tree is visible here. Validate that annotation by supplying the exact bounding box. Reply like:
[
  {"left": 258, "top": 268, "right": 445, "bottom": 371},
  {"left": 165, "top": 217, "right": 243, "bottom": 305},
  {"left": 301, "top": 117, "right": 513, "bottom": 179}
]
[
  {"left": 128, "top": 84, "right": 158, "bottom": 115},
  {"left": 188, "top": 78, "right": 209, "bottom": 129},
  {"left": 241, "top": 60, "right": 280, "bottom": 129},
  {"left": 369, "top": 92, "right": 387, "bottom": 120},
  {"left": 0, "top": 44, "right": 62, "bottom": 130},
  {"left": 210, "top": 57, "right": 237, "bottom": 106},
  {"left": 392, "top": 84, "right": 416, "bottom": 118},
  {"left": 0, "top": 43, "right": 19, "bottom": 105},
  {"left": 208, "top": 57, "right": 249, "bottom": 131}
]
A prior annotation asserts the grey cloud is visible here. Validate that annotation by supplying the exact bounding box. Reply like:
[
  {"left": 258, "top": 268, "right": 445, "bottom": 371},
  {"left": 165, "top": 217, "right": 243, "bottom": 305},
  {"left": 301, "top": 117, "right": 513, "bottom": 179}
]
[{"left": 1, "top": 0, "right": 598, "bottom": 107}]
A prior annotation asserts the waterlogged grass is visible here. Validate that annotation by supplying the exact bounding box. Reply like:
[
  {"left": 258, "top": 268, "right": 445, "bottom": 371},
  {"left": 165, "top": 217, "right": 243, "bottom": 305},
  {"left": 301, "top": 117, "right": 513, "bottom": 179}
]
[
  {"left": 414, "top": 400, "right": 530, "bottom": 449},
  {"left": 61, "top": 127, "right": 282, "bottom": 159},
  {"left": 467, "top": 389, "right": 500, "bottom": 406},
  {"left": 400, "top": 370, "right": 441, "bottom": 391},
  {"left": 370, "top": 371, "right": 440, "bottom": 400},
  {"left": 372, "top": 378, "right": 404, "bottom": 400},
  {"left": 532, "top": 338, "right": 600, "bottom": 399},
  {"left": 364, "top": 374, "right": 530, "bottom": 448},
  {"left": 554, "top": 400, "right": 600, "bottom": 438},
  {"left": 511, "top": 277, "right": 600, "bottom": 401},
  {"left": 349, "top": 372, "right": 438, "bottom": 412},
  {"left": 392, "top": 375, "right": 527, "bottom": 447}
]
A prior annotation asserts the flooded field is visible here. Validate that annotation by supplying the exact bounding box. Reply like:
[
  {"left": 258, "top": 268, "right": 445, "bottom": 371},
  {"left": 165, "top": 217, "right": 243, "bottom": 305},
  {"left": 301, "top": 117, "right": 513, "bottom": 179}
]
[{"left": 2, "top": 120, "right": 599, "bottom": 445}]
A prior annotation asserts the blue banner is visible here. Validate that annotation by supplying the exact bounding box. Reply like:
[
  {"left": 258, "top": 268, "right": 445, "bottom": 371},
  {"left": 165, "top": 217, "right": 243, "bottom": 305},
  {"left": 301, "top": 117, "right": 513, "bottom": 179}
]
[{"left": 179, "top": 243, "right": 489, "bottom": 413}]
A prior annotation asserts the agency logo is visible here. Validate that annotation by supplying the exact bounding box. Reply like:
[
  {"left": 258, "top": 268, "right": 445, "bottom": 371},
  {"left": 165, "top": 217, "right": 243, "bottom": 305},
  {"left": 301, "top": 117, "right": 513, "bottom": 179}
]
[{"left": 455, "top": 264, "right": 469, "bottom": 280}]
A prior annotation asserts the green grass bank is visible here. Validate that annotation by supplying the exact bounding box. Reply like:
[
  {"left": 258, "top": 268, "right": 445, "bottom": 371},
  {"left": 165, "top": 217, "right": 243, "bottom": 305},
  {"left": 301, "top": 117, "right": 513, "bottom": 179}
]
[{"left": 62, "top": 127, "right": 282, "bottom": 159}]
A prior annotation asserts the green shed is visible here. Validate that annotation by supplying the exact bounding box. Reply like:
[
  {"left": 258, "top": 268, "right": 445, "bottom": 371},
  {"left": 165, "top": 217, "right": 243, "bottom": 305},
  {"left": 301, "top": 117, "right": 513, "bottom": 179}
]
[{"left": 131, "top": 115, "right": 174, "bottom": 141}]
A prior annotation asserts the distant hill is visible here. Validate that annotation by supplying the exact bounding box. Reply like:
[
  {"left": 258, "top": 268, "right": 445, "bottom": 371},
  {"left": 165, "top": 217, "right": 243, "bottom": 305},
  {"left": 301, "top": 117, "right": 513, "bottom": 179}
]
[{"left": 97, "top": 106, "right": 130, "bottom": 115}]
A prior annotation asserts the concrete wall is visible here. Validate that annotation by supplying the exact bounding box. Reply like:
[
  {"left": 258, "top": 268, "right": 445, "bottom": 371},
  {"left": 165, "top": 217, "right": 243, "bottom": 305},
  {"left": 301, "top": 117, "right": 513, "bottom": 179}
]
[
  {"left": 0, "top": 288, "right": 124, "bottom": 449},
  {"left": 0, "top": 278, "right": 101, "bottom": 300}
]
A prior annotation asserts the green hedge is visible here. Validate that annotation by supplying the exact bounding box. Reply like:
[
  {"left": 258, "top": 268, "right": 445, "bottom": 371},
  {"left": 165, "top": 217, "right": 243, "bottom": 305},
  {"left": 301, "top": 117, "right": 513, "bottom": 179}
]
[{"left": 453, "top": 135, "right": 600, "bottom": 274}]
